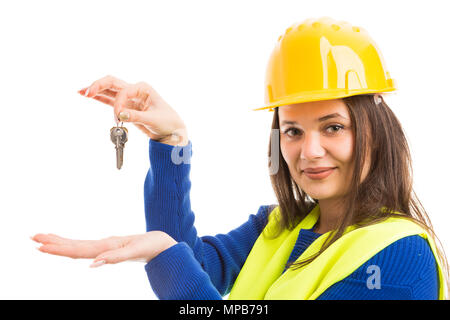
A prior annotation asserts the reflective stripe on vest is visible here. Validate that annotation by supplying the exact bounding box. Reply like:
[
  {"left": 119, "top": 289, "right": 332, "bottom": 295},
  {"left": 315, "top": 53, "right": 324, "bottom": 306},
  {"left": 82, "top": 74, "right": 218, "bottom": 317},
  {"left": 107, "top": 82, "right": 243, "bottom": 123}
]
[{"left": 228, "top": 205, "right": 447, "bottom": 300}]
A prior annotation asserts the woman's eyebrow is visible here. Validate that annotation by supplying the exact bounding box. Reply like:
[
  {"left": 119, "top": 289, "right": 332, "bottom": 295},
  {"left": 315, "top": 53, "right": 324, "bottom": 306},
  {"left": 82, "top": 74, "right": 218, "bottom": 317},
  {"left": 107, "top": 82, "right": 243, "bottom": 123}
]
[
  {"left": 317, "top": 113, "right": 348, "bottom": 122},
  {"left": 281, "top": 113, "right": 348, "bottom": 126}
]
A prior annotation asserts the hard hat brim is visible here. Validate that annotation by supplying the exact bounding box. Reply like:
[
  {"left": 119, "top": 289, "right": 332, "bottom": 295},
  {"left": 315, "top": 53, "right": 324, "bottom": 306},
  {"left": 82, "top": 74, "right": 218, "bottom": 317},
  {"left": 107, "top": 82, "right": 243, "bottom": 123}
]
[{"left": 252, "top": 86, "right": 396, "bottom": 111}]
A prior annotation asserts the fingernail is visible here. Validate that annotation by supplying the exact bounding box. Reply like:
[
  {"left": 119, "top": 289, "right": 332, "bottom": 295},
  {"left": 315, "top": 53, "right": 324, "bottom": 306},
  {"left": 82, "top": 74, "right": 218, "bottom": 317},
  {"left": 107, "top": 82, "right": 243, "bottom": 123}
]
[
  {"left": 90, "top": 260, "right": 106, "bottom": 268},
  {"left": 84, "top": 87, "right": 90, "bottom": 97},
  {"left": 119, "top": 111, "right": 130, "bottom": 121}
]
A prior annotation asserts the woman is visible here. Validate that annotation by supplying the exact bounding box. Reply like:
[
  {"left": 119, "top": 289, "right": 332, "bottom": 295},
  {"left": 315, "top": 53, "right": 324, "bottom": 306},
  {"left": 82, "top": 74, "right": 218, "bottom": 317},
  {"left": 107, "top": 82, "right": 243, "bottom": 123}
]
[{"left": 32, "top": 17, "right": 449, "bottom": 300}]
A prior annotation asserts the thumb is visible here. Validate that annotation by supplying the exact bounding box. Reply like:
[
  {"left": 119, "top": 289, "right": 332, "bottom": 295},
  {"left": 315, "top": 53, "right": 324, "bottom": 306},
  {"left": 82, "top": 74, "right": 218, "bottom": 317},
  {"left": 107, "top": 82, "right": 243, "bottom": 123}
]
[
  {"left": 117, "top": 109, "right": 147, "bottom": 124},
  {"left": 90, "top": 246, "right": 135, "bottom": 267}
]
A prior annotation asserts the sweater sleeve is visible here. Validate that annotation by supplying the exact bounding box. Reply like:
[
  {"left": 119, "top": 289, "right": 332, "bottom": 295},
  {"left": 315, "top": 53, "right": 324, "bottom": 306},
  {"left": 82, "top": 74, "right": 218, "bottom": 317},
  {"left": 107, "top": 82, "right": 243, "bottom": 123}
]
[
  {"left": 145, "top": 242, "right": 223, "bottom": 300},
  {"left": 143, "top": 138, "right": 272, "bottom": 298},
  {"left": 316, "top": 235, "right": 440, "bottom": 300}
]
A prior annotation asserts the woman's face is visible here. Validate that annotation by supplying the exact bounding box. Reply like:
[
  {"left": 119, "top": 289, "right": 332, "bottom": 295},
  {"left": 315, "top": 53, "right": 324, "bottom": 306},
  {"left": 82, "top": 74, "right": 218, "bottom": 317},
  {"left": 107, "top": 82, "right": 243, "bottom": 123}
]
[{"left": 278, "top": 98, "right": 367, "bottom": 201}]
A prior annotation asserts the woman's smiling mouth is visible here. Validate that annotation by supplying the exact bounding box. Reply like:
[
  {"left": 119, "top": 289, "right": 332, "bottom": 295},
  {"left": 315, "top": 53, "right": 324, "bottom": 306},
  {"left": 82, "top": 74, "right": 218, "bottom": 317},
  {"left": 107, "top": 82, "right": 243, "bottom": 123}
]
[{"left": 302, "top": 167, "right": 337, "bottom": 180}]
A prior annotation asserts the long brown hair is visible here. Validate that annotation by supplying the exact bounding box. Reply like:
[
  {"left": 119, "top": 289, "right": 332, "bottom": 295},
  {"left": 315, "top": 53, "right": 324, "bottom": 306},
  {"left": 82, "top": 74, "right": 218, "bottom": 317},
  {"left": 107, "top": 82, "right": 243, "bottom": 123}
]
[{"left": 268, "top": 94, "right": 449, "bottom": 296}]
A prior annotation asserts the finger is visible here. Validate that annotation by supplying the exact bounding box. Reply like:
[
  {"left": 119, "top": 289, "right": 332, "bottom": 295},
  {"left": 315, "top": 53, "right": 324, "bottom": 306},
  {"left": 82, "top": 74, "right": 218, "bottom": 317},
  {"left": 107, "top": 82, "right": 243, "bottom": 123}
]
[
  {"left": 117, "top": 109, "right": 148, "bottom": 124},
  {"left": 38, "top": 243, "right": 102, "bottom": 259},
  {"left": 81, "top": 88, "right": 118, "bottom": 98},
  {"left": 96, "top": 89, "right": 118, "bottom": 98},
  {"left": 32, "top": 233, "right": 72, "bottom": 245},
  {"left": 91, "top": 94, "right": 140, "bottom": 123},
  {"left": 113, "top": 82, "right": 156, "bottom": 118},
  {"left": 84, "top": 75, "right": 128, "bottom": 98},
  {"left": 47, "top": 233, "right": 77, "bottom": 242},
  {"left": 78, "top": 87, "right": 89, "bottom": 96},
  {"left": 93, "top": 94, "right": 146, "bottom": 110},
  {"left": 32, "top": 233, "right": 95, "bottom": 246},
  {"left": 91, "top": 247, "right": 134, "bottom": 266},
  {"left": 31, "top": 233, "right": 47, "bottom": 243},
  {"left": 92, "top": 94, "right": 114, "bottom": 107}
]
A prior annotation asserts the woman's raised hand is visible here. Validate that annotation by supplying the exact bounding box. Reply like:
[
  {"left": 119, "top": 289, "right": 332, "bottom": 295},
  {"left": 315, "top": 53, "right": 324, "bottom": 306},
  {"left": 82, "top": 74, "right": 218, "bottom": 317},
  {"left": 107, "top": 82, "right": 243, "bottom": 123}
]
[
  {"left": 78, "top": 75, "right": 189, "bottom": 146},
  {"left": 31, "top": 231, "right": 177, "bottom": 267}
]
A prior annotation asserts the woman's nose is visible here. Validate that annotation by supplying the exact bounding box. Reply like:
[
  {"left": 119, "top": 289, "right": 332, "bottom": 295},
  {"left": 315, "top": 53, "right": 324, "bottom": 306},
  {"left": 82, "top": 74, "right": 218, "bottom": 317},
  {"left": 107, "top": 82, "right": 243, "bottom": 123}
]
[{"left": 300, "top": 132, "right": 326, "bottom": 160}]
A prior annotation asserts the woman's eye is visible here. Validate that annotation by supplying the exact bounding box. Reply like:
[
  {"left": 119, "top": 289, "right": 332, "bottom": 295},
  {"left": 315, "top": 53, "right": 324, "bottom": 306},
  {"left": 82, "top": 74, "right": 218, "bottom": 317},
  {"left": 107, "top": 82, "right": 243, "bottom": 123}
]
[
  {"left": 283, "top": 127, "right": 302, "bottom": 137},
  {"left": 325, "top": 125, "right": 344, "bottom": 134},
  {"left": 282, "top": 125, "right": 344, "bottom": 138}
]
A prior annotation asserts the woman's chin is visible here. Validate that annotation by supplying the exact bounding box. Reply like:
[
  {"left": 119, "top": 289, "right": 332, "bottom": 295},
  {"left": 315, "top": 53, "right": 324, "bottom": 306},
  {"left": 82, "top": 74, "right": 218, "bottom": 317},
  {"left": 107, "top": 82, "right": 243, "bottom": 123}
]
[{"left": 302, "top": 187, "right": 337, "bottom": 200}]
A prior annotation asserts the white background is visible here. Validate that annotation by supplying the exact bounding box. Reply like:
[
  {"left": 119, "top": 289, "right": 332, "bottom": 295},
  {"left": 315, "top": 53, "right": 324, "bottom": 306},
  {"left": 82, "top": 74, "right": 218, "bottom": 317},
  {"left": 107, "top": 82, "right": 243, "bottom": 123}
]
[{"left": 1, "top": 0, "right": 449, "bottom": 299}]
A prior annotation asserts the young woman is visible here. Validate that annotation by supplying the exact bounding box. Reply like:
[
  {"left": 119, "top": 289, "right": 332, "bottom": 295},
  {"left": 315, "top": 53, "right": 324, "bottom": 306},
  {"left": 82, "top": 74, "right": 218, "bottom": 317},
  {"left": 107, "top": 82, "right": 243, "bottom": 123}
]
[{"left": 32, "top": 17, "right": 449, "bottom": 300}]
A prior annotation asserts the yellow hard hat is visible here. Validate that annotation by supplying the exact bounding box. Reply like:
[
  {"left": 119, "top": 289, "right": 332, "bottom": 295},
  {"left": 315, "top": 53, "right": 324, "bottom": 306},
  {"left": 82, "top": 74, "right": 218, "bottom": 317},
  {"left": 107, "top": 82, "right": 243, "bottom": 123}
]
[{"left": 254, "top": 17, "right": 396, "bottom": 111}]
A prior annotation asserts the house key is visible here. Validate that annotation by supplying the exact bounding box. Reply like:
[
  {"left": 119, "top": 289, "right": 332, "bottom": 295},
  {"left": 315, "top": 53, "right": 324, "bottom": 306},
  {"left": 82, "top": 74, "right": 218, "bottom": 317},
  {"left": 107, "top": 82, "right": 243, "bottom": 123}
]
[{"left": 110, "top": 123, "right": 128, "bottom": 170}]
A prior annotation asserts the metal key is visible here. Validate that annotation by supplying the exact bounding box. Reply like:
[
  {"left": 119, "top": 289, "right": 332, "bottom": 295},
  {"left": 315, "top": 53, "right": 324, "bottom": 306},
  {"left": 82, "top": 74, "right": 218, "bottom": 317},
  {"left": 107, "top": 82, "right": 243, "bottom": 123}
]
[{"left": 110, "top": 123, "right": 128, "bottom": 170}]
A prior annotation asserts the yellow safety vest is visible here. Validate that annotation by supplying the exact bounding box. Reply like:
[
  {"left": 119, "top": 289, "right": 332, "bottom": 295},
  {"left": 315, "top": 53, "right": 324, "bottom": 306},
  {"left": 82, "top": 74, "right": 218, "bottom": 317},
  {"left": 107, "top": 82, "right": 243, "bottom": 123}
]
[{"left": 228, "top": 205, "right": 447, "bottom": 300}]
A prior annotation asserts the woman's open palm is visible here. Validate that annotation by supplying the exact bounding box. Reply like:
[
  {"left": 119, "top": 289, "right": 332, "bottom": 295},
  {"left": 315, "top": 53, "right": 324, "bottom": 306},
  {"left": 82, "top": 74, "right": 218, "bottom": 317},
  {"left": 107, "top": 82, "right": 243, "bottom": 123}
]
[{"left": 31, "top": 231, "right": 177, "bottom": 267}]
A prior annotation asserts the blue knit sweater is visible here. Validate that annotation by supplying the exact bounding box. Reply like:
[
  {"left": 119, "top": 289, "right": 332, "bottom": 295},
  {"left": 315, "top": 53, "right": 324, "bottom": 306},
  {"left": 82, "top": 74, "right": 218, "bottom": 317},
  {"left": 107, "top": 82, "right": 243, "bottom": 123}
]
[{"left": 143, "top": 139, "right": 439, "bottom": 300}]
